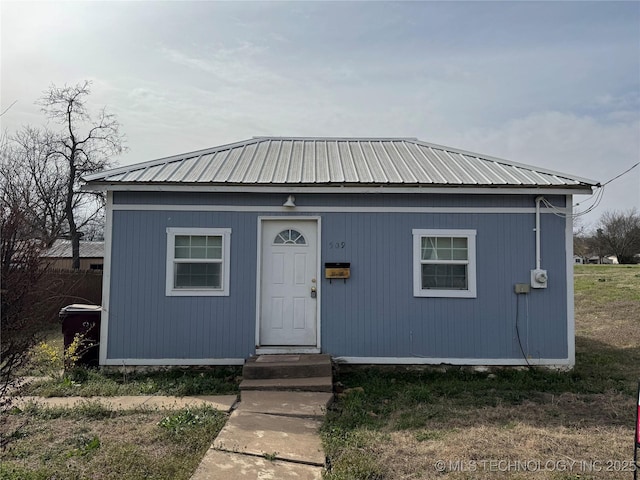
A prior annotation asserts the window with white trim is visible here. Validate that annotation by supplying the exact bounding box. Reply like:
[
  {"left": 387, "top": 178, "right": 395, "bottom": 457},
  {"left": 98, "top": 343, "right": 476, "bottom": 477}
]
[
  {"left": 166, "top": 227, "right": 231, "bottom": 296},
  {"left": 412, "top": 229, "right": 477, "bottom": 298}
]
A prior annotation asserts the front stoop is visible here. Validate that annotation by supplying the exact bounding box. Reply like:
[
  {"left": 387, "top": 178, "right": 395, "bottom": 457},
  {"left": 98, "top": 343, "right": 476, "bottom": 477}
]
[
  {"left": 239, "top": 376, "right": 333, "bottom": 392},
  {"left": 237, "top": 391, "right": 333, "bottom": 419},
  {"left": 240, "top": 354, "right": 333, "bottom": 392}
]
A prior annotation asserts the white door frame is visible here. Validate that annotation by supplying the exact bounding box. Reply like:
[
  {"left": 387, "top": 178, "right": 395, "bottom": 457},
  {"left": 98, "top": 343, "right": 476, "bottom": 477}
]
[{"left": 255, "top": 216, "right": 322, "bottom": 354}]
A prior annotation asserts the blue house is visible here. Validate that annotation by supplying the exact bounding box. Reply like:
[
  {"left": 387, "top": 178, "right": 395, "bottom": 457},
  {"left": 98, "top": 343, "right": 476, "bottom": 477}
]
[{"left": 84, "top": 137, "right": 598, "bottom": 368}]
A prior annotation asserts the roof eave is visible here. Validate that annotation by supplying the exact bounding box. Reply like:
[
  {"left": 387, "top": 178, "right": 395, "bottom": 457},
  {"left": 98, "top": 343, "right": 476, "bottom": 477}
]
[{"left": 83, "top": 181, "right": 596, "bottom": 195}]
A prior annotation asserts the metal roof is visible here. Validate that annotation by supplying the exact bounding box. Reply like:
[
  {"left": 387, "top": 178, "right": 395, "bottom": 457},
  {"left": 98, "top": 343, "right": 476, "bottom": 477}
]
[
  {"left": 42, "top": 240, "right": 104, "bottom": 259},
  {"left": 83, "top": 137, "right": 599, "bottom": 189}
]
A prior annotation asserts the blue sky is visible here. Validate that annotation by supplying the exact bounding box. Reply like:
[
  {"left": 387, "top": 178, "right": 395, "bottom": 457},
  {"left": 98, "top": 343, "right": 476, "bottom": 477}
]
[{"left": 1, "top": 1, "right": 638, "bottom": 227}]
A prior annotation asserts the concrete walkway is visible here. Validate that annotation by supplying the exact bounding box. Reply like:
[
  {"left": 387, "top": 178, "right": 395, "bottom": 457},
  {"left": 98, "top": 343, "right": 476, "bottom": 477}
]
[
  {"left": 191, "top": 391, "right": 333, "bottom": 480},
  {"left": 11, "top": 394, "right": 238, "bottom": 412}
]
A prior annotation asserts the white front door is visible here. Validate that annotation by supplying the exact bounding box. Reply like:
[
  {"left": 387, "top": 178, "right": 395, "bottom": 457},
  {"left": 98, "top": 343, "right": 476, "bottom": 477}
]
[{"left": 260, "top": 219, "right": 318, "bottom": 346}]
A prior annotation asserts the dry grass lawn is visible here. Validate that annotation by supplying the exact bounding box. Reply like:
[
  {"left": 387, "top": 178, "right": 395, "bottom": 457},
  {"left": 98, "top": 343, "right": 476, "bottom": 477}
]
[
  {"left": 0, "top": 403, "right": 227, "bottom": 479},
  {"left": 323, "top": 265, "right": 640, "bottom": 480}
]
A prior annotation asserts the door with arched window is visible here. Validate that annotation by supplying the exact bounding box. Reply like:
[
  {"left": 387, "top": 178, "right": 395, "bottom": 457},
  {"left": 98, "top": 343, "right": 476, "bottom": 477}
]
[{"left": 259, "top": 219, "right": 318, "bottom": 347}]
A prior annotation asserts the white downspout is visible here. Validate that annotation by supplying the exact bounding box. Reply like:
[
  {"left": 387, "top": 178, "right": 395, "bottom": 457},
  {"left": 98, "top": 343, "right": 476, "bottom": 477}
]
[
  {"left": 531, "top": 196, "right": 548, "bottom": 288},
  {"left": 535, "top": 196, "right": 543, "bottom": 271}
]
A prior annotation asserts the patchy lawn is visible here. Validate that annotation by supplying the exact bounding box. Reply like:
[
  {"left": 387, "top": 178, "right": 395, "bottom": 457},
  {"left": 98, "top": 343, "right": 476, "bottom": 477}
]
[
  {"left": 20, "top": 367, "right": 241, "bottom": 398},
  {"left": 322, "top": 264, "right": 640, "bottom": 480},
  {"left": 0, "top": 404, "right": 226, "bottom": 480},
  {"left": 2, "top": 330, "right": 239, "bottom": 479},
  {"left": 18, "top": 326, "right": 241, "bottom": 397}
]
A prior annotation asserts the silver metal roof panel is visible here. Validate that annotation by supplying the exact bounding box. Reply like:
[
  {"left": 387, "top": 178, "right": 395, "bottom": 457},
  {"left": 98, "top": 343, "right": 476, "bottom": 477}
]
[
  {"left": 83, "top": 137, "right": 599, "bottom": 190},
  {"left": 42, "top": 240, "right": 105, "bottom": 258},
  {"left": 326, "top": 141, "right": 344, "bottom": 182}
]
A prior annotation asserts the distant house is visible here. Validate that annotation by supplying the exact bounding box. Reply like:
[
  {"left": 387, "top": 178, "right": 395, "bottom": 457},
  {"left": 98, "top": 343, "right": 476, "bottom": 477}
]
[
  {"left": 587, "top": 255, "right": 619, "bottom": 265},
  {"left": 573, "top": 255, "right": 584, "bottom": 264},
  {"left": 41, "top": 240, "right": 104, "bottom": 271},
  {"left": 83, "top": 137, "right": 599, "bottom": 368},
  {"left": 603, "top": 255, "right": 619, "bottom": 265}
]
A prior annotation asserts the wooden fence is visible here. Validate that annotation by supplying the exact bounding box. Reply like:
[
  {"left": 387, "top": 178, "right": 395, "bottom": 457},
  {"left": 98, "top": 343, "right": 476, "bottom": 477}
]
[{"left": 36, "top": 269, "right": 103, "bottom": 325}]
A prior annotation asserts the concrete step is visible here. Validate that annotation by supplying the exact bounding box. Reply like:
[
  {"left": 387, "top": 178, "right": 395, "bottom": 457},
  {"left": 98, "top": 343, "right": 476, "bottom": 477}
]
[
  {"left": 240, "top": 376, "right": 333, "bottom": 393},
  {"left": 242, "top": 354, "right": 332, "bottom": 380},
  {"left": 237, "top": 391, "right": 333, "bottom": 419},
  {"left": 191, "top": 449, "right": 323, "bottom": 480},
  {"left": 213, "top": 410, "right": 325, "bottom": 466}
]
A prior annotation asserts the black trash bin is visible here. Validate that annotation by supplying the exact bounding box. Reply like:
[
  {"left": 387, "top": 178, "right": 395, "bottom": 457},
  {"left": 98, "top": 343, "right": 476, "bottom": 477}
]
[{"left": 59, "top": 304, "right": 102, "bottom": 368}]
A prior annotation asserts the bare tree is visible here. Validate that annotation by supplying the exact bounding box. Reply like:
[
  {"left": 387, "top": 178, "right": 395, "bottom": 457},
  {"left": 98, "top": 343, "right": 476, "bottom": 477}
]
[
  {"left": 0, "top": 211, "right": 47, "bottom": 367},
  {"left": 81, "top": 209, "right": 106, "bottom": 241},
  {"left": 38, "top": 80, "right": 125, "bottom": 268},
  {"left": 0, "top": 127, "right": 67, "bottom": 245},
  {"left": 0, "top": 182, "right": 49, "bottom": 445},
  {"left": 572, "top": 217, "right": 590, "bottom": 260},
  {"left": 595, "top": 209, "right": 640, "bottom": 264}
]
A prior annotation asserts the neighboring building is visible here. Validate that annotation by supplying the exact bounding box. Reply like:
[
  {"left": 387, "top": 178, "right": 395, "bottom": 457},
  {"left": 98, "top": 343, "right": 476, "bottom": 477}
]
[
  {"left": 42, "top": 239, "right": 104, "bottom": 271},
  {"left": 603, "top": 255, "right": 619, "bottom": 265},
  {"left": 586, "top": 255, "right": 619, "bottom": 265},
  {"left": 573, "top": 255, "right": 584, "bottom": 264},
  {"left": 83, "top": 137, "right": 599, "bottom": 368}
]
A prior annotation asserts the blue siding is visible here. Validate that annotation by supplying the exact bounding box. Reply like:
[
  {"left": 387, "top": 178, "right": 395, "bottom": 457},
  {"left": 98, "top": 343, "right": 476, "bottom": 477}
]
[
  {"left": 319, "top": 212, "right": 567, "bottom": 359},
  {"left": 108, "top": 211, "right": 258, "bottom": 359},
  {"left": 106, "top": 192, "right": 569, "bottom": 362}
]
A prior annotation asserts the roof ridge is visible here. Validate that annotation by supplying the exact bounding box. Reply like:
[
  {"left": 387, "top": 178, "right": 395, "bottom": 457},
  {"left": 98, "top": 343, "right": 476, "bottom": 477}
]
[{"left": 252, "top": 136, "right": 419, "bottom": 141}]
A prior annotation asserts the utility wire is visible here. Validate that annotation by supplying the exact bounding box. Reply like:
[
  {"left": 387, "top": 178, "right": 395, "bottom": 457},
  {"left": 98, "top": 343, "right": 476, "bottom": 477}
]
[
  {"left": 544, "top": 186, "right": 605, "bottom": 219},
  {"left": 601, "top": 161, "right": 640, "bottom": 187},
  {"left": 543, "top": 161, "right": 640, "bottom": 219},
  {"left": 573, "top": 161, "right": 639, "bottom": 210},
  {"left": 0, "top": 100, "right": 17, "bottom": 117}
]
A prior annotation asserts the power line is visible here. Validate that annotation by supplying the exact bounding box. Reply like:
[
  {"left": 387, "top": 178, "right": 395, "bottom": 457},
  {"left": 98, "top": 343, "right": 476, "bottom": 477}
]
[
  {"left": 601, "top": 161, "right": 640, "bottom": 187},
  {"left": 0, "top": 100, "right": 17, "bottom": 117},
  {"left": 570, "top": 161, "right": 640, "bottom": 214}
]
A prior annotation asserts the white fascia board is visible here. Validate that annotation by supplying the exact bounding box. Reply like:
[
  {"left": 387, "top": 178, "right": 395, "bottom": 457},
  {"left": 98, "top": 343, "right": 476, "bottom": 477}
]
[
  {"left": 334, "top": 356, "right": 573, "bottom": 368},
  {"left": 83, "top": 183, "right": 595, "bottom": 196},
  {"left": 112, "top": 204, "right": 571, "bottom": 215},
  {"left": 102, "top": 358, "right": 246, "bottom": 366}
]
